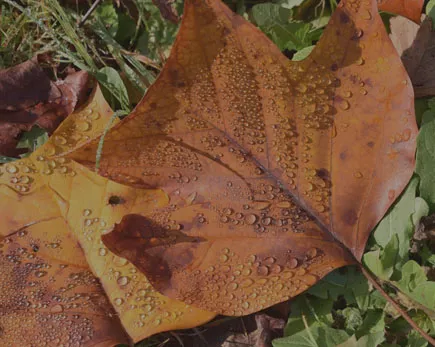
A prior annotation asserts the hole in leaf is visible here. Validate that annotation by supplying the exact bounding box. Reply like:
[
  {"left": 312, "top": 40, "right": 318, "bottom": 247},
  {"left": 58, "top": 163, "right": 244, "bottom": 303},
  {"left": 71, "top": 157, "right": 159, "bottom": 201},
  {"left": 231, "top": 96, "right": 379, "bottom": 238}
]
[{"left": 108, "top": 196, "right": 125, "bottom": 206}]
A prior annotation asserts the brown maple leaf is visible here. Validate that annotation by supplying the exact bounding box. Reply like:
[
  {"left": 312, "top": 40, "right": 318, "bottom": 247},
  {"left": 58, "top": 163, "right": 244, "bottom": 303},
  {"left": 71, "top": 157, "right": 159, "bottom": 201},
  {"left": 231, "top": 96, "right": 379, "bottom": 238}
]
[
  {"left": 0, "top": 0, "right": 431, "bottom": 345},
  {"left": 71, "top": 0, "right": 417, "bottom": 315}
]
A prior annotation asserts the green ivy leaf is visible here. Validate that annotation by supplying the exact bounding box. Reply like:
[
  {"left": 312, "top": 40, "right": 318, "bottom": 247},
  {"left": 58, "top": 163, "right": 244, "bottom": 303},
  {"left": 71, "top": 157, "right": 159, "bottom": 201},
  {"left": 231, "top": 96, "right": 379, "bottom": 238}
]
[
  {"left": 416, "top": 106, "right": 435, "bottom": 211},
  {"left": 338, "top": 332, "right": 385, "bottom": 347},
  {"left": 412, "top": 197, "right": 430, "bottom": 227},
  {"left": 292, "top": 45, "right": 315, "bottom": 61},
  {"left": 94, "top": 0, "right": 118, "bottom": 37},
  {"left": 408, "top": 330, "right": 429, "bottom": 347},
  {"left": 16, "top": 125, "right": 48, "bottom": 153},
  {"left": 274, "top": 322, "right": 350, "bottom": 347},
  {"left": 95, "top": 66, "right": 130, "bottom": 111},
  {"left": 363, "top": 234, "right": 399, "bottom": 281},
  {"left": 283, "top": 296, "right": 334, "bottom": 336},
  {"left": 427, "top": 0, "right": 435, "bottom": 29},
  {"left": 252, "top": 3, "right": 314, "bottom": 51},
  {"left": 342, "top": 307, "right": 363, "bottom": 333},
  {"left": 397, "top": 260, "right": 427, "bottom": 292},
  {"left": 356, "top": 310, "right": 385, "bottom": 338},
  {"left": 370, "top": 177, "right": 419, "bottom": 273},
  {"left": 278, "top": 0, "right": 305, "bottom": 10}
]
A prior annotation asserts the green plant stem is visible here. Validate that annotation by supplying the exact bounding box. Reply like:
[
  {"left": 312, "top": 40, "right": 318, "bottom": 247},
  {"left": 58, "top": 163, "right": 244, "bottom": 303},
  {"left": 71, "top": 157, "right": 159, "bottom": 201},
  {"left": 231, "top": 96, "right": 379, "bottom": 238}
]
[
  {"left": 95, "top": 110, "right": 128, "bottom": 172},
  {"left": 360, "top": 264, "right": 435, "bottom": 346}
]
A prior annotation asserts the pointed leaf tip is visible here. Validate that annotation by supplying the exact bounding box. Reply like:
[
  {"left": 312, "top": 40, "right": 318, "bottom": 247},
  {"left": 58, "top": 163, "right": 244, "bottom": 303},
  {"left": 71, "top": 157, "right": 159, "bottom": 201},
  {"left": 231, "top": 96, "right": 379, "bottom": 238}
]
[{"left": 378, "top": 0, "right": 424, "bottom": 23}]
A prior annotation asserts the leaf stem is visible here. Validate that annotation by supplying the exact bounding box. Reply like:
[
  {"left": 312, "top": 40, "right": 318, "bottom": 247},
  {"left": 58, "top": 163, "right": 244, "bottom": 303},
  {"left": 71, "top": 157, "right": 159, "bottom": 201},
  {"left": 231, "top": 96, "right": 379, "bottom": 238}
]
[
  {"left": 359, "top": 264, "right": 435, "bottom": 346},
  {"left": 301, "top": 313, "right": 318, "bottom": 346},
  {"left": 95, "top": 110, "right": 128, "bottom": 172}
]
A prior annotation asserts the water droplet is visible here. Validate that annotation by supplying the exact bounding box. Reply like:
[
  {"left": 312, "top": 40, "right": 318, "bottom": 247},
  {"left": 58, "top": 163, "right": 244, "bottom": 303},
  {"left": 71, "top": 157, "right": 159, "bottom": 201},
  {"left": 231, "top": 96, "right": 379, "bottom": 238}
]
[
  {"left": 6, "top": 164, "right": 18, "bottom": 174},
  {"left": 54, "top": 135, "right": 67, "bottom": 146},
  {"left": 50, "top": 304, "right": 64, "bottom": 313},
  {"left": 263, "top": 257, "right": 276, "bottom": 265},
  {"left": 287, "top": 258, "right": 298, "bottom": 269},
  {"left": 45, "top": 144, "right": 56, "bottom": 156},
  {"left": 35, "top": 270, "right": 47, "bottom": 278},
  {"left": 245, "top": 214, "right": 258, "bottom": 225},
  {"left": 228, "top": 282, "right": 238, "bottom": 291},
  {"left": 354, "top": 28, "right": 364, "bottom": 39},
  {"left": 242, "top": 268, "right": 252, "bottom": 276},
  {"left": 83, "top": 209, "right": 92, "bottom": 217},
  {"left": 296, "top": 268, "right": 307, "bottom": 276},
  {"left": 262, "top": 217, "right": 272, "bottom": 226},
  {"left": 257, "top": 266, "right": 269, "bottom": 276},
  {"left": 114, "top": 257, "right": 129, "bottom": 267},
  {"left": 256, "top": 278, "right": 268, "bottom": 285},
  {"left": 402, "top": 129, "right": 411, "bottom": 141},
  {"left": 339, "top": 100, "right": 350, "bottom": 110},
  {"left": 114, "top": 298, "right": 124, "bottom": 306},
  {"left": 42, "top": 168, "right": 53, "bottom": 175},
  {"left": 99, "top": 248, "right": 107, "bottom": 256},
  {"left": 241, "top": 301, "right": 250, "bottom": 310},
  {"left": 362, "top": 9, "right": 372, "bottom": 20},
  {"left": 271, "top": 264, "right": 283, "bottom": 273},
  {"left": 253, "top": 201, "right": 271, "bottom": 210},
  {"left": 247, "top": 255, "right": 257, "bottom": 263},
  {"left": 220, "top": 254, "right": 229, "bottom": 262},
  {"left": 306, "top": 248, "right": 318, "bottom": 259},
  {"left": 356, "top": 57, "right": 365, "bottom": 66},
  {"left": 220, "top": 216, "right": 229, "bottom": 223},
  {"left": 223, "top": 208, "right": 234, "bottom": 215},
  {"left": 20, "top": 176, "right": 31, "bottom": 184},
  {"left": 76, "top": 120, "right": 91, "bottom": 132},
  {"left": 240, "top": 278, "right": 254, "bottom": 288},
  {"left": 89, "top": 111, "right": 100, "bottom": 120},
  {"left": 117, "top": 276, "right": 130, "bottom": 286},
  {"left": 277, "top": 201, "right": 291, "bottom": 208}
]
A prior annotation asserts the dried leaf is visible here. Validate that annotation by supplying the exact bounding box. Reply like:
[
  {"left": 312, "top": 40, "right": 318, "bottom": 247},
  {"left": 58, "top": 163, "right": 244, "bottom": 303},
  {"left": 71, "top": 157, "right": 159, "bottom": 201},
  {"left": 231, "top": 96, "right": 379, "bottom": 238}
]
[
  {"left": 378, "top": 0, "right": 424, "bottom": 23},
  {"left": 152, "top": 0, "right": 180, "bottom": 23},
  {"left": 390, "top": 16, "right": 435, "bottom": 97},
  {"left": 222, "top": 314, "right": 285, "bottom": 347},
  {"left": 0, "top": 57, "right": 89, "bottom": 157},
  {"left": 0, "top": 0, "right": 424, "bottom": 343},
  {"left": 68, "top": 0, "right": 418, "bottom": 316},
  {"left": 0, "top": 86, "right": 214, "bottom": 344}
]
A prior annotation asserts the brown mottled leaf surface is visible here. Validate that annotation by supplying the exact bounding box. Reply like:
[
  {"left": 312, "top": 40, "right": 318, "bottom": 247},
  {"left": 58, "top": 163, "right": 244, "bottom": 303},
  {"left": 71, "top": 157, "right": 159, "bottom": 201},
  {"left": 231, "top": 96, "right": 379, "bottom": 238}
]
[
  {"left": 0, "top": 86, "right": 214, "bottom": 345},
  {"left": 0, "top": 56, "right": 89, "bottom": 157},
  {"left": 390, "top": 16, "right": 435, "bottom": 97},
  {"left": 68, "top": 0, "right": 418, "bottom": 317}
]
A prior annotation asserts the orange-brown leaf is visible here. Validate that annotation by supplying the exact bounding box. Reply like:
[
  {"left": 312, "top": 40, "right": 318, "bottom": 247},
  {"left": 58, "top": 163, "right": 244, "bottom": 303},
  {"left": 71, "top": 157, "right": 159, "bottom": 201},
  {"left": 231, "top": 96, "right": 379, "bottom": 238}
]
[
  {"left": 378, "top": 0, "right": 424, "bottom": 23},
  {"left": 68, "top": 0, "right": 418, "bottom": 316},
  {"left": 0, "top": 157, "right": 129, "bottom": 346},
  {"left": 0, "top": 86, "right": 214, "bottom": 344}
]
